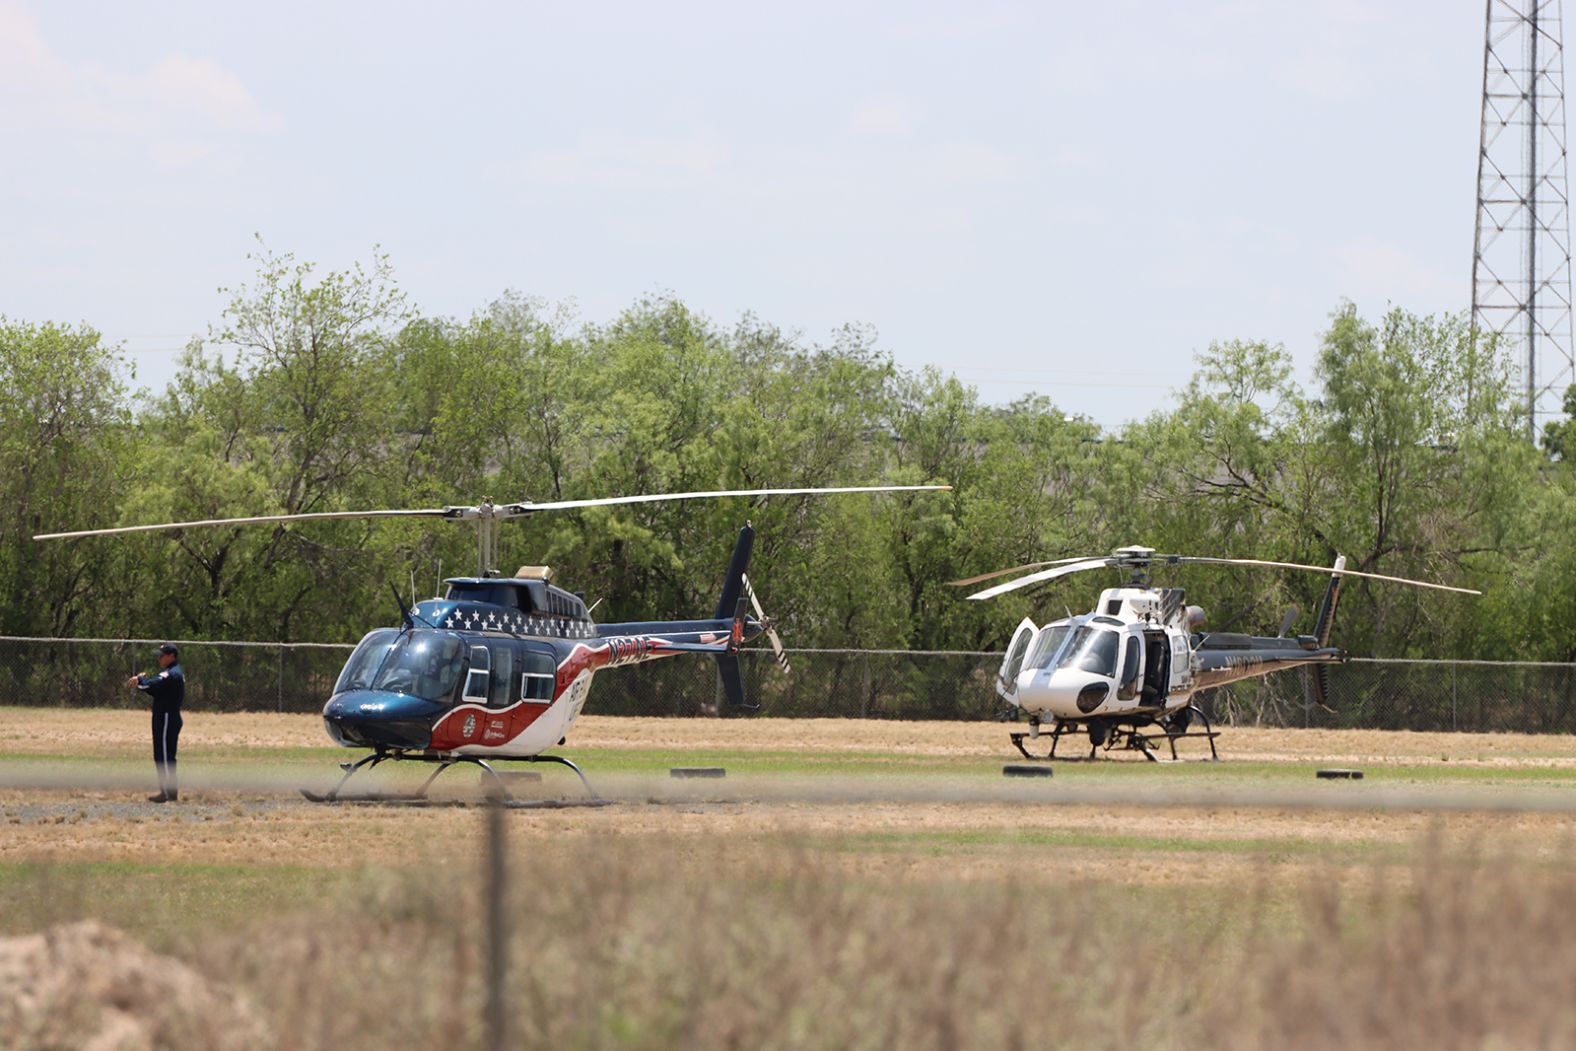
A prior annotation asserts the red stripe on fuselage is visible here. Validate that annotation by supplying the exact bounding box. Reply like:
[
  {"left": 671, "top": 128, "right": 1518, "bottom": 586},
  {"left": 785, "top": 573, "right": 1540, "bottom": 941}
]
[
  {"left": 428, "top": 636, "right": 682, "bottom": 752},
  {"left": 428, "top": 698, "right": 553, "bottom": 751},
  {"left": 556, "top": 636, "right": 681, "bottom": 691}
]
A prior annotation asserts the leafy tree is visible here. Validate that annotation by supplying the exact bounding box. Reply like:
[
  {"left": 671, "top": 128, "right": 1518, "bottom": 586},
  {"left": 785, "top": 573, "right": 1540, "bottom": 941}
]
[
  {"left": 1542, "top": 384, "right": 1576, "bottom": 462},
  {"left": 0, "top": 320, "right": 139, "bottom": 636},
  {"left": 131, "top": 245, "right": 409, "bottom": 638},
  {"left": 11, "top": 244, "right": 1566, "bottom": 672}
]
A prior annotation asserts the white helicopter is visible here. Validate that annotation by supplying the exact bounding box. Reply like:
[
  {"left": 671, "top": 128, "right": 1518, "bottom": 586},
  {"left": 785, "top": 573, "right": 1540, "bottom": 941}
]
[{"left": 951, "top": 547, "right": 1480, "bottom": 761}]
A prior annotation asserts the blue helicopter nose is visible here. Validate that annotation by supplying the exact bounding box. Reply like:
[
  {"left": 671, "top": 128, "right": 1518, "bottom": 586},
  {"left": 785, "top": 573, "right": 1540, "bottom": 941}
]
[{"left": 322, "top": 690, "right": 446, "bottom": 750}]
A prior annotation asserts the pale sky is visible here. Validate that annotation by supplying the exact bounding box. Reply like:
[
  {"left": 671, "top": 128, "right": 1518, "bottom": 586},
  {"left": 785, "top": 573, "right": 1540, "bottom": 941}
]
[{"left": 1, "top": 0, "right": 1485, "bottom": 426}]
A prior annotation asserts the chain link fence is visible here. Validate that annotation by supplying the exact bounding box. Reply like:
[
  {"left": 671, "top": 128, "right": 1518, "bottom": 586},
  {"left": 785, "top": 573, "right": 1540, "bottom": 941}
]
[{"left": 0, "top": 636, "right": 1573, "bottom": 733}]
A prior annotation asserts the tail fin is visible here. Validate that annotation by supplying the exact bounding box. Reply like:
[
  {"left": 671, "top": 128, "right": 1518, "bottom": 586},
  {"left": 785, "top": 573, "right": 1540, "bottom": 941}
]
[
  {"left": 716, "top": 654, "right": 752, "bottom": 709},
  {"left": 714, "top": 529, "right": 756, "bottom": 710},
  {"left": 714, "top": 524, "right": 755, "bottom": 619},
  {"left": 1313, "top": 555, "right": 1346, "bottom": 647},
  {"left": 1309, "top": 664, "right": 1333, "bottom": 711},
  {"left": 716, "top": 598, "right": 754, "bottom": 709}
]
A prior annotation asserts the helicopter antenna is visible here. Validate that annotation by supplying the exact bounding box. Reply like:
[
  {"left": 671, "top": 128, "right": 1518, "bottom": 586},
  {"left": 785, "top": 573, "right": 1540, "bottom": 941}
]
[
  {"left": 390, "top": 583, "right": 414, "bottom": 631},
  {"left": 586, "top": 597, "right": 603, "bottom": 614}
]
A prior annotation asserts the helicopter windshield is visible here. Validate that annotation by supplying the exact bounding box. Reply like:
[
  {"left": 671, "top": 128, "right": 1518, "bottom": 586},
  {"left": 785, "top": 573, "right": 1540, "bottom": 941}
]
[
  {"left": 370, "top": 632, "right": 468, "bottom": 703},
  {"left": 1056, "top": 625, "right": 1120, "bottom": 678},
  {"left": 334, "top": 629, "right": 401, "bottom": 694},
  {"left": 1024, "top": 623, "right": 1073, "bottom": 671}
]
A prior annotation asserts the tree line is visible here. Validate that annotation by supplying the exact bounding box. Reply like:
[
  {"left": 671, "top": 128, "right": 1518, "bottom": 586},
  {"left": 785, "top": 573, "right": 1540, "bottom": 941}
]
[{"left": 4, "top": 245, "right": 1572, "bottom": 662}]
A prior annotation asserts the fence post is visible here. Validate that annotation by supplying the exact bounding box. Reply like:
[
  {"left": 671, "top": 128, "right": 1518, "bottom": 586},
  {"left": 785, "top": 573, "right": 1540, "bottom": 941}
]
[
  {"left": 860, "top": 652, "right": 870, "bottom": 719},
  {"left": 277, "top": 646, "right": 284, "bottom": 714},
  {"left": 484, "top": 792, "right": 510, "bottom": 1051},
  {"left": 1451, "top": 665, "right": 1457, "bottom": 732}
]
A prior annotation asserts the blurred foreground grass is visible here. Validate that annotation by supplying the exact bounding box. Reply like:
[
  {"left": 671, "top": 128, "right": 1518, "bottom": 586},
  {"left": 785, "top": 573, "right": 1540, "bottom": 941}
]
[{"left": 5, "top": 832, "right": 1576, "bottom": 1050}]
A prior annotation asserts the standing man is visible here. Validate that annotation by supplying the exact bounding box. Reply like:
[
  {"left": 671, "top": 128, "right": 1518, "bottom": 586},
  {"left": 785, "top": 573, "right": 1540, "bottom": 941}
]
[{"left": 127, "top": 643, "right": 184, "bottom": 803}]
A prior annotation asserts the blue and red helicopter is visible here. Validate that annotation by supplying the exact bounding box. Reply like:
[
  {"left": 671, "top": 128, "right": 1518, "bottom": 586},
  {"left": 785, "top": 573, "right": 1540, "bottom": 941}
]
[{"left": 37, "top": 487, "right": 948, "bottom": 803}]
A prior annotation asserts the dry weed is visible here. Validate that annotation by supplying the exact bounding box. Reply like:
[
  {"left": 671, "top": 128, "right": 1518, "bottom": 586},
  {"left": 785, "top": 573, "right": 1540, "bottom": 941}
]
[{"left": 133, "top": 833, "right": 1576, "bottom": 1051}]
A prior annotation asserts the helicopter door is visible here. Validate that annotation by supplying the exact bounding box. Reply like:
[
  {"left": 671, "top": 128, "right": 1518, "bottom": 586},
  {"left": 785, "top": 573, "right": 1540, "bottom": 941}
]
[
  {"left": 487, "top": 644, "right": 516, "bottom": 709},
  {"left": 1141, "top": 630, "right": 1171, "bottom": 704},
  {"left": 996, "top": 619, "right": 1038, "bottom": 704}
]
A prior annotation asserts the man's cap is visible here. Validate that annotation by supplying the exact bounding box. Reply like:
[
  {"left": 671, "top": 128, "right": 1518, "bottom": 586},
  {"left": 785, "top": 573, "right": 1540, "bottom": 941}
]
[{"left": 156, "top": 643, "right": 179, "bottom": 657}]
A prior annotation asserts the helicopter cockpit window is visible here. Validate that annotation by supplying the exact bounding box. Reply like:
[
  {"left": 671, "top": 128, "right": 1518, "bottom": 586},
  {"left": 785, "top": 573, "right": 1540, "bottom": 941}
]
[
  {"left": 1025, "top": 624, "right": 1072, "bottom": 671},
  {"left": 369, "top": 632, "right": 467, "bottom": 704},
  {"left": 463, "top": 646, "right": 491, "bottom": 704},
  {"left": 334, "top": 629, "right": 401, "bottom": 695},
  {"left": 1056, "top": 625, "right": 1120, "bottom": 678}
]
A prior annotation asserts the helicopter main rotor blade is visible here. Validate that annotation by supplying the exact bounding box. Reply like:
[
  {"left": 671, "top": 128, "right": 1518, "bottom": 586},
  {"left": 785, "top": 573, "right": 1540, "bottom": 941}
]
[
  {"left": 965, "top": 558, "right": 1118, "bottom": 600},
  {"left": 512, "top": 484, "right": 951, "bottom": 512},
  {"left": 1178, "top": 556, "right": 1482, "bottom": 595},
  {"left": 947, "top": 556, "right": 1103, "bottom": 588},
  {"left": 34, "top": 485, "right": 952, "bottom": 542},
  {"left": 33, "top": 508, "right": 451, "bottom": 541}
]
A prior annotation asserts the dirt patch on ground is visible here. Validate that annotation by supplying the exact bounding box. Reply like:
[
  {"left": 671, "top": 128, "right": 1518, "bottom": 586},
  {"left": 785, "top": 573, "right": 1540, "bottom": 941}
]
[
  {"left": 4, "top": 710, "right": 1576, "bottom": 891},
  {"left": 0, "top": 920, "right": 265, "bottom": 1050}
]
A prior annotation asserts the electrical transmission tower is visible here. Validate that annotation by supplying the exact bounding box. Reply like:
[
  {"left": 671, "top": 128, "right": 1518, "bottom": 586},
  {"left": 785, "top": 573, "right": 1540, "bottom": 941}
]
[{"left": 1472, "top": 0, "right": 1574, "bottom": 440}]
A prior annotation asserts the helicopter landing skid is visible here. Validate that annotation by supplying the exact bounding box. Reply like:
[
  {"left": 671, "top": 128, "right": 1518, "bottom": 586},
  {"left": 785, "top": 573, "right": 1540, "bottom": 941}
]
[
  {"left": 1010, "top": 706, "right": 1219, "bottom": 763},
  {"left": 300, "top": 751, "right": 608, "bottom": 806}
]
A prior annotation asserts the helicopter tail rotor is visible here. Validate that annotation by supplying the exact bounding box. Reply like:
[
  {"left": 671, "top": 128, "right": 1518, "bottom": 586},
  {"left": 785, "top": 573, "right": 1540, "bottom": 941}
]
[{"left": 741, "top": 573, "right": 791, "bottom": 674}]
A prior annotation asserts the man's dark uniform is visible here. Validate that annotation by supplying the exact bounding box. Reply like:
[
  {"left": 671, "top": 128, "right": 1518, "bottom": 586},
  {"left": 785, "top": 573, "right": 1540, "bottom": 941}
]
[{"left": 135, "top": 647, "right": 185, "bottom": 802}]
